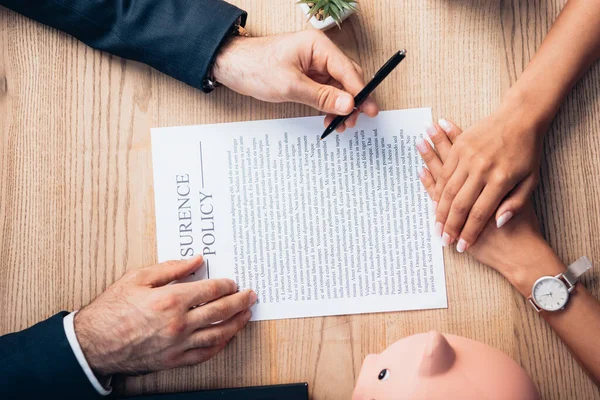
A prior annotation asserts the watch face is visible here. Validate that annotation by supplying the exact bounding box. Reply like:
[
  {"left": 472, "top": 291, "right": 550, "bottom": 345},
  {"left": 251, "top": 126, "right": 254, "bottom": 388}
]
[{"left": 532, "top": 277, "right": 569, "bottom": 311}]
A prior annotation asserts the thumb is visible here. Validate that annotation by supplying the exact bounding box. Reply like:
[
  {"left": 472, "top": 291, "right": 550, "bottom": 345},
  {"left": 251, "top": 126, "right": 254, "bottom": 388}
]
[
  {"left": 143, "top": 255, "right": 205, "bottom": 287},
  {"left": 495, "top": 174, "right": 538, "bottom": 228},
  {"left": 292, "top": 75, "right": 355, "bottom": 114}
]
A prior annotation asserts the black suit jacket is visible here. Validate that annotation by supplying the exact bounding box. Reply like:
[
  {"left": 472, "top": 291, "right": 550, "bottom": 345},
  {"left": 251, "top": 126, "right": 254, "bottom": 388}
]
[
  {"left": 0, "top": 0, "right": 246, "bottom": 92},
  {"left": 0, "top": 0, "right": 246, "bottom": 397},
  {"left": 0, "top": 312, "right": 104, "bottom": 398}
]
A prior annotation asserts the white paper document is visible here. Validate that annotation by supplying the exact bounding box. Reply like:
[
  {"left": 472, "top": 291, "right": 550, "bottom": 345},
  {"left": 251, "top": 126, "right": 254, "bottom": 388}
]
[{"left": 151, "top": 108, "right": 446, "bottom": 321}]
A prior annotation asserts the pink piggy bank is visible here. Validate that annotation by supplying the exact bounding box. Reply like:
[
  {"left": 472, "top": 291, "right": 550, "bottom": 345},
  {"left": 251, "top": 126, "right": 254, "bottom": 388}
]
[{"left": 353, "top": 331, "right": 540, "bottom": 400}]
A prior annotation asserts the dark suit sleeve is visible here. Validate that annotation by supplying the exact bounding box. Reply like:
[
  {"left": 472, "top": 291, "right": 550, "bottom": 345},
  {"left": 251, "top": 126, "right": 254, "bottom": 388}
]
[
  {"left": 0, "top": 0, "right": 246, "bottom": 92},
  {"left": 0, "top": 312, "right": 103, "bottom": 398}
]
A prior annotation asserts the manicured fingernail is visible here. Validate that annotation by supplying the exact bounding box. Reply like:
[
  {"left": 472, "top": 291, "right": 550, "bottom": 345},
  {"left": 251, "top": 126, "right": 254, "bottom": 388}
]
[
  {"left": 335, "top": 95, "right": 353, "bottom": 114},
  {"left": 415, "top": 138, "right": 428, "bottom": 153},
  {"left": 417, "top": 167, "right": 426, "bottom": 179},
  {"left": 496, "top": 211, "right": 514, "bottom": 228},
  {"left": 434, "top": 222, "right": 443, "bottom": 237},
  {"left": 424, "top": 121, "right": 437, "bottom": 138},
  {"left": 441, "top": 233, "right": 452, "bottom": 247},
  {"left": 438, "top": 118, "right": 452, "bottom": 133},
  {"left": 249, "top": 291, "right": 258, "bottom": 304},
  {"left": 456, "top": 239, "right": 468, "bottom": 253},
  {"left": 432, "top": 201, "right": 438, "bottom": 212}
]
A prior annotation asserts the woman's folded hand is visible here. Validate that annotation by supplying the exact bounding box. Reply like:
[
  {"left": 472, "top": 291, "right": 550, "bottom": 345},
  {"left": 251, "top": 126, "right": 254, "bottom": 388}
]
[
  {"left": 424, "top": 106, "right": 544, "bottom": 254},
  {"left": 416, "top": 121, "right": 558, "bottom": 293}
]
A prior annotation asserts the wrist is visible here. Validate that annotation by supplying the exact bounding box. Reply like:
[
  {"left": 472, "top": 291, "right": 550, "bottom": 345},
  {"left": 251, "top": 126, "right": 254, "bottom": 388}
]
[
  {"left": 213, "top": 36, "right": 248, "bottom": 88},
  {"left": 206, "top": 16, "right": 250, "bottom": 92},
  {"left": 500, "top": 84, "right": 557, "bottom": 139},
  {"left": 501, "top": 239, "right": 567, "bottom": 297},
  {"left": 74, "top": 310, "right": 117, "bottom": 377}
]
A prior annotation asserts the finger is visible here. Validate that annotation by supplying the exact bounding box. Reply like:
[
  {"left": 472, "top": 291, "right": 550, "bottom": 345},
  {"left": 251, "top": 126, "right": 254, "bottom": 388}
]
[
  {"left": 431, "top": 118, "right": 462, "bottom": 208},
  {"left": 424, "top": 121, "right": 453, "bottom": 162},
  {"left": 322, "top": 92, "right": 375, "bottom": 121},
  {"left": 320, "top": 40, "right": 380, "bottom": 117},
  {"left": 345, "top": 111, "right": 360, "bottom": 129},
  {"left": 418, "top": 167, "right": 436, "bottom": 199},
  {"left": 166, "top": 278, "right": 239, "bottom": 309},
  {"left": 321, "top": 69, "right": 376, "bottom": 127},
  {"left": 434, "top": 166, "right": 468, "bottom": 239},
  {"left": 359, "top": 95, "right": 379, "bottom": 117},
  {"left": 437, "top": 118, "right": 463, "bottom": 143},
  {"left": 323, "top": 112, "right": 357, "bottom": 131},
  {"left": 350, "top": 60, "right": 378, "bottom": 117},
  {"left": 141, "top": 255, "right": 205, "bottom": 287},
  {"left": 185, "top": 309, "right": 252, "bottom": 350},
  {"left": 294, "top": 75, "right": 355, "bottom": 115},
  {"left": 495, "top": 173, "right": 539, "bottom": 228},
  {"left": 323, "top": 77, "right": 345, "bottom": 90},
  {"left": 415, "top": 137, "right": 443, "bottom": 178},
  {"left": 441, "top": 177, "right": 485, "bottom": 245},
  {"left": 350, "top": 60, "right": 362, "bottom": 74},
  {"left": 456, "top": 182, "right": 514, "bottom": 252},
  {"left": 321, "top": 38, "right": 367, "bottom": 97},
  {"left": 432, "top": 150, "right": 459, "bottom": 204},
  {"left": 188, "top": 289, "right": 257, "bottom": 328},
  {"left": 178, "top": 341, "right": 229, "bottom": 367}
]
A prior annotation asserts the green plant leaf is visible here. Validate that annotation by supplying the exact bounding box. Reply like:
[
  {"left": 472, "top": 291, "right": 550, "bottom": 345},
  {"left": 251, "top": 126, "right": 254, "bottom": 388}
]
[
  {"left": 331, "top": 0, "right": 346, "bottom": 9},
  {"left": 298, "top": 0, "right": 359, "bottom": 25},
  {"left": 329, "top": 4, "right": 342, "bottom": 25},
  {"left": 330, "top": 0, "right": 343, "bottom": 13},
  {"left": 323, "top": 3, "right": 331, "bottom": 18}
]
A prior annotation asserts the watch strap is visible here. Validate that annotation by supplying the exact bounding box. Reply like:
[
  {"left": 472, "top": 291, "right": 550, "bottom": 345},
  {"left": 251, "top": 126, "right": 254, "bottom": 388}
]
[
  {"left": 563, "top": 256, "right": 592, "bottom": 286},
  {"left": 528, "top": 297, "right": 542, "bottom": 313}
]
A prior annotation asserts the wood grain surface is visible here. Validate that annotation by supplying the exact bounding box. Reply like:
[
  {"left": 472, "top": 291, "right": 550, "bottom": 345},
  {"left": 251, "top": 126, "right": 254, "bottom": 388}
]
[{"left": 1, "top": 0, "right": 599, "bottom": 398}]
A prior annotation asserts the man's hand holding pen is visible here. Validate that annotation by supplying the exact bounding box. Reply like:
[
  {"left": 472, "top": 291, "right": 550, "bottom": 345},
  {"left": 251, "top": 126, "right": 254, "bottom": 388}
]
[{"left": 213, "top": 30, "right": 379, "bottom": 128}]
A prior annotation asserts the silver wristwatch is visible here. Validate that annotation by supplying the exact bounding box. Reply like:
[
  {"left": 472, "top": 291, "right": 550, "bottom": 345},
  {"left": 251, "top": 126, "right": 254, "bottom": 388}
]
[{"left": 528, "top": 256, "right": 592, "bottom": 312}]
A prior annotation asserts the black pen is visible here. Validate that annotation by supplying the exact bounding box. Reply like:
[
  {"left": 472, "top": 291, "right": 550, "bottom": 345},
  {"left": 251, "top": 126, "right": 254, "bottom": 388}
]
[{"left": 320, "top": 49, "right": 407, "bottom": 140}]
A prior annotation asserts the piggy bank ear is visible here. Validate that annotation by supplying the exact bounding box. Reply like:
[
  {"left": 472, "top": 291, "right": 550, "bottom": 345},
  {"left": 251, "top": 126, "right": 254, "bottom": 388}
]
[{"left": 419, "top": 331, "right": 456, "bottom": 377}]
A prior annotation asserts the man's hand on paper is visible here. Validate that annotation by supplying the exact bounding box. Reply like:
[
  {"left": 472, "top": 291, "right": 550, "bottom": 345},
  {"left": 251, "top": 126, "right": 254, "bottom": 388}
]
[
  {"left": 424, "top": 105, "right": 543, "bottom": 254},
  {"left": 213, "top": 30, "right": 379, "bottom": 132},
  {"left": 73, "top": 256, "right": 256, "bottom": 377},
  {"left": 416, "top": 122, "right": 557, "bottom": 295}
]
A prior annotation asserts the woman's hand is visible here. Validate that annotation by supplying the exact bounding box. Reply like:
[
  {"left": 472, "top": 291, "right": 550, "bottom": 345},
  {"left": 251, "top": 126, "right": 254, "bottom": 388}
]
[
  {"left": 427, "top": 103, "right": 545, "bottom": 253},
  {"left": 418, "top": 122, "right": 600, "bottom": 386},
  {"left": 416, "top": 122, "right": 559, "bottom": 293},
  {"left": 214, "top": 30, "right": 379, "bottom": 132}
]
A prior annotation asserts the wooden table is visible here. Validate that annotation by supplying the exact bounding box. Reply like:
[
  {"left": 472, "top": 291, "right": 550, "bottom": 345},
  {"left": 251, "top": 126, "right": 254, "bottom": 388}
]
[{"left": 1, "top": 1, "right": 599, "bottom": 398}]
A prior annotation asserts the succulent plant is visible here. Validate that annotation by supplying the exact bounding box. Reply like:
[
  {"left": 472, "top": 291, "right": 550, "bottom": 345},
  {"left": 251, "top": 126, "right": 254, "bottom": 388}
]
[{"left": 297, "top": 0, "right": 358, "bottom": 28}]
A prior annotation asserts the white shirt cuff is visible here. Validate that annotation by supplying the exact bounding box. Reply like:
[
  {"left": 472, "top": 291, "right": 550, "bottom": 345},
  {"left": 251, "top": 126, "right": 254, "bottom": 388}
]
[{"left": 63, "top": 311, "right": 113, "bottom": 396}]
